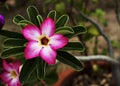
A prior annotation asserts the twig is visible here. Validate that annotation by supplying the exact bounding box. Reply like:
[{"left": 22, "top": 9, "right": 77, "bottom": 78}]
[
  {"left": 75, "top": 55, "right": 118, "bottom": 65},
  {"left": 72, "top": 9, "right": 120, "bottom": 86},
  {"left": 73, "top": 9, "right": 114, "bottom": 57}
]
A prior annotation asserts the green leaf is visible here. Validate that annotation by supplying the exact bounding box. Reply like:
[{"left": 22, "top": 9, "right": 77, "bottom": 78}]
[
  {"left": 56, "top": 26, "right": 74, "bottom": 35},
  {"left": 45, "top": 68, "right": 58, "bottom": 84},
  {"left": 47, "top": 10, "right": 56, "bottom": 21},
  {"left": 61, "top": 42, "right": 85, "bottom": 52},
  {"left": 0, "top": 30, "right": 24, "bottom": 39},
  {"left": 37, "top": 15, "right": 43, "bottom": 26},
  {"left": 36, "top": 58, "right": 46, "bottom": 80},
  {"left": 57, "top": 51, "right": 83, "bottom": 70},
  {"left": 3, "top": 38, "right": 27, "bottom": 48},
  {"left": 1, "top": 46, "right": 25, "bottom": 59},
  {"left": 13, "top": 15, "right": 25, "bottom": 24},
  {"left": 18, "top": 20, "right": 34, "bottom": 28},
  {"left": 83, "top": 33, "right": 94, "bottom": 41},
  {"left": 19, "top": 58, "right": 37, "bottom": 84},
  {"left": 88, "top": 27, "right": 99, "bottom": 36},
  {"left": 66, "top": 26, "right": 87, "bottom": 38},
  {"left": 27, "top": 6, "right": 39, "bottom": 26},
  {"left": 56, "top": 15, "right": 69, "bottom": 28}
]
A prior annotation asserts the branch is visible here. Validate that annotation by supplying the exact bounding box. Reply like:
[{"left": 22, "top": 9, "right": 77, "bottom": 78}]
[
  {"left": 72, "top": 8, "right": 120, "bottom": 86},
  {"left": 75, "top": 55, "right": 118, "bottom": 65},
  {"left": 73, "top": 9, "right": 114, "bottom": 58}
]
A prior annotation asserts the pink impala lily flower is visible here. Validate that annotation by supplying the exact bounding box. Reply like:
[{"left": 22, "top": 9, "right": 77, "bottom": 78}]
[
  {"left": 22, "top": 18, "right": 68, "bottom": 64},
  {"left": 0, "top": 60, "right": 21, "bottom": 86}
]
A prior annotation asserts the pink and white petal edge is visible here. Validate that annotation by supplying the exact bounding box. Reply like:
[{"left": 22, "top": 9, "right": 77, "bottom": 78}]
[
  {"left": 50, "top": 34, "right": 68, "bottom": 50},
  {"left": 3, "top": 60, "right": 12, "bottom": 72},
  {"left": 41, "top": 18, "right": 55, "bottom": 37},
  {"left": 40, "top": 46, "right": 56, "bottom": 64},
  {"left": 22, "top": 25, "right": 41, "bottom": 41},
  {"left": 24, "top": 41, "right": 42, "bottom": 59},
  {"left": 0, "top": 72, "right": 12, "bottom": 83}
]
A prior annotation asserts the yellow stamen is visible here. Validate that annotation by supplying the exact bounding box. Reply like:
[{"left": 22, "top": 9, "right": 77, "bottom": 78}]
[
  {"left": 39, "top": 35, "right": 50, "bottom": 46},
  {"left": 10, "top": 70, "right": 17, "bottom": 79}
]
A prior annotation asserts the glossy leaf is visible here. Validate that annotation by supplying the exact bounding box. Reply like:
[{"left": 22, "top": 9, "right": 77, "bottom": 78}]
[
  {"left": 83, "top": 33, "right": 94, "bottom": 41},
  {"left": 18, "top": 20, "right": 33, "bottom": 28},
  {"left": 36, "top": 58, "right": 46, "bottom": 80},
  {"left": 61, "top": 42, "right": 85, "bottom": 52},
  {"left": 37, "top": 15, "right": 43, "bottom": 26},
  {"left": 27, "top": 6, "right": 39, "bottom": 26},
  {"left": 1, "top": 46, "right": 25, "bottom": 58},
  {"left": 47, "top": 10, "right": 56, "bottom": 21},
  {"left": 56, "top": 15, "right": 69, "bottom": 28},
  {"left": 13, "top": 15, "right": 25, "bottom": 24},
  {"left": 56, "top": 26, "right": 74, "bottom": 35},
  {"left": 45, "top": 68, "right": 58, "bottom": 84},
  {"left": 57, "top": 51, "right": 83, "bottom": 70},
  {"left": 19, "top": 58, "right": 37, "bottom": 84},
  {"left": 66, "top": 26, "right": 87, "bottom": 38},
  {"left": 3, "top": 38, "right": 27, "bottom": 48},
  {"left": 0, "top": 30, "right": 24, "bottom": 39}
]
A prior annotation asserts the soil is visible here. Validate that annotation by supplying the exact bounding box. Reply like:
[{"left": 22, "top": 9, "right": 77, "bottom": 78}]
[{"left": 60, "top": 63, "right": 114, "bottom": 86}]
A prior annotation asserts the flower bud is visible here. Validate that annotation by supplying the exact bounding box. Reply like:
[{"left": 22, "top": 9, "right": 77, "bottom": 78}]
[{"left": 0, "top": 14, "right": 5, "bottom": 29}]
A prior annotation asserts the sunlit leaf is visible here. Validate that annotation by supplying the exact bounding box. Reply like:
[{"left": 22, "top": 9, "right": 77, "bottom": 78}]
[{"left": 88, "top": 27, "right": 99, "bottom": 36}]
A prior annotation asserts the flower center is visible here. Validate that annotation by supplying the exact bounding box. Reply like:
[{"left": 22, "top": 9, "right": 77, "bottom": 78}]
[
  {"left": 10, "top": 70, "right": 17, "bottom": 79},
  {"left": 40, "top": 36, "right": 49, "bottom": 46}
]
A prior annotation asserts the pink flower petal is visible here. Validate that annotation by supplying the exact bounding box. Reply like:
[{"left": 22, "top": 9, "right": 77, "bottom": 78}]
[
  {"left": 10, "top": 61, "right": 21, "bottom": 72},
  {"left": 40, "top": 46, "right": 56, "bottom": 64},
  {"left": 0, "top": 72, "right": 12, "bottom": 83},
  {"left": 3, "top": 60, "right": 12, "bottom": 72},
  {"left": 22, "top": 25, "right": 41, "bottom": 41},
  {"left": 24, "top": 41, "right": 42, "bottom": 59},
  {"left": 41, "top": 18, "right": 55, "bottom": 37},
  {"left": 50, "top": 34, "right": 68, "bottom": 50},
  {"left": 8, "top": 78, "right": 21, "bottom": 86}
]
